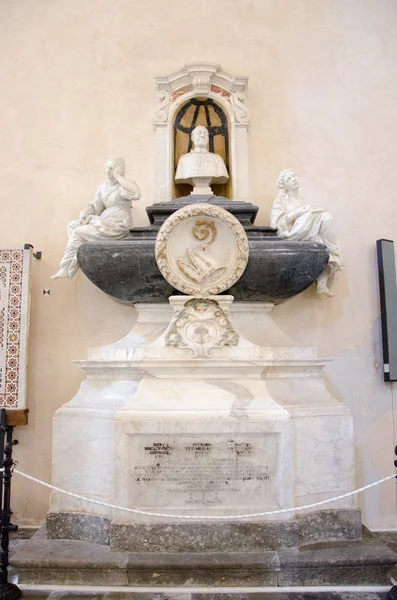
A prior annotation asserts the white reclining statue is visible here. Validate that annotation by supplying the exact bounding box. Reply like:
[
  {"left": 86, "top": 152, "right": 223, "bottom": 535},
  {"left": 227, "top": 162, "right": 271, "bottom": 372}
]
[
  {"left": 270, "top": 169, "right": 342, "bottom": 297},
  {"left": 52, "top": 157, "right": 140, "bottom": 279}
]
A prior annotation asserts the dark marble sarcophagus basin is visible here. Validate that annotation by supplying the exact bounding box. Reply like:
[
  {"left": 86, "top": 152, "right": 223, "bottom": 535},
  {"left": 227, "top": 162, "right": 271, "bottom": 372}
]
[{"left": 77, "top": 195, "right": 329, "bottom": 304}]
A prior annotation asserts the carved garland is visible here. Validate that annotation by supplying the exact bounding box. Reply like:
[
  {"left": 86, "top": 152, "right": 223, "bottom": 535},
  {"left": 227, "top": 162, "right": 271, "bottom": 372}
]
[{"left": 155, "top": 204, "right": 249, "bottom": 296}]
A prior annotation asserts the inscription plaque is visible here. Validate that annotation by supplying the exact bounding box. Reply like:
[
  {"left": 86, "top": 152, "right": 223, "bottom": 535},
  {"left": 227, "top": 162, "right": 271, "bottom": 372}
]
[{"left": 128, "top": 433, "right": 279, "bottom": 508}]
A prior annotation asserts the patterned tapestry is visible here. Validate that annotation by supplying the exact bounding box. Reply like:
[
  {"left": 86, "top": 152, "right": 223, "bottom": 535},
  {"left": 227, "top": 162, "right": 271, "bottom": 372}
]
[{"left": 0, "top": 248, "right": 31, "bottom": 408}]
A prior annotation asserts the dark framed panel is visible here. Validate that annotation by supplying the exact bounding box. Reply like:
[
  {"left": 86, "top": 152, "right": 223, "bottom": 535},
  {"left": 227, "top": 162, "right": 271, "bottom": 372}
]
[{"left": 376, "top": 239, "right": 397, "bottom": 381}]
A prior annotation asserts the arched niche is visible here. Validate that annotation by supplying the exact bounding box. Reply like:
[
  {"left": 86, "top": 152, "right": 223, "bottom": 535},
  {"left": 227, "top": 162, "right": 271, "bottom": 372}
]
[
  {"left": 154, "top": 62, "right": 250, "bottom": 202},
  {"left": 173, "top": 97, "right": 231, "bottom": 199}
]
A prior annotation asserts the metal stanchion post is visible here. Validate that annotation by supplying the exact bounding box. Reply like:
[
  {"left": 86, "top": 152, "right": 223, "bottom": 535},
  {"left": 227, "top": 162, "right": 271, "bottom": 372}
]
[
  {"left": 4, "top": 430, "right": 16, "bottom": 537},
  {"left": 387, "top": 445, "right": 397, "bottom": 600},
  {"left": 0, "top": 410, "right": 6, "bottom": 524},
  {"left": 0, "top": 438, "right": 21, "bottom": 600}
]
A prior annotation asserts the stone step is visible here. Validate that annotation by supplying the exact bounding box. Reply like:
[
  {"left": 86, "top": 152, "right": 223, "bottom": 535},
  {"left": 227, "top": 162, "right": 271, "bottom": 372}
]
[
  {"left": 16, "top": 588, "right": 392, "bottom": 599},
  {"left": 11, "top": 528, "right": 397, "bottom": 589}
]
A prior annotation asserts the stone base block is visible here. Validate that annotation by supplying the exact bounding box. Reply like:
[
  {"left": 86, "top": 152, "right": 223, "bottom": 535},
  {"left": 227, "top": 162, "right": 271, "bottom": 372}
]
[
  {"left": 46, "top": 512, "right": 111, "bottom": 545},
  {"left": 110, "top": 521, "right": 298, "bottom": 553},
  {"left": 11, "top": 526, "right": 396, "bottom": 588},
  {"left": 9, "top": 591, "right": 391, "bottom": 600},
  {"left": 298, "top": 510, "right": 362, "bottom": 545},
  {"left": 46, "top": 509, "right": 362, "bottom": 551}
]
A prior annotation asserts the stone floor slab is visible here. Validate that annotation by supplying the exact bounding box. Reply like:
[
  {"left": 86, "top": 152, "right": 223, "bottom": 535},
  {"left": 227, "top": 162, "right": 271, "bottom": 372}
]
[
  {"left": 278, "top": 529, "right": 397, "bottom": 586},
  {"left": 16, "top": 591, "right": 390, "bottom": 599},
  {"left": 10, "top": 527, "right": 397, "bottom": 588}
]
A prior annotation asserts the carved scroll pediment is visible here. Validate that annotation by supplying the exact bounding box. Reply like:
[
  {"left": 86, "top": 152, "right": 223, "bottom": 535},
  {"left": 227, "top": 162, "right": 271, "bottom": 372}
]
[{"left": 154, "top": 62, "right": 250, "bottom": 126}]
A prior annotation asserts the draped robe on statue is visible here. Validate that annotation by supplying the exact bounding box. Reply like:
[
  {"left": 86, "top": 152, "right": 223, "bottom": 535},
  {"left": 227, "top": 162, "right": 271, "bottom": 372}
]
[
  {"left": 270, "top": 193, "right": 342, "bottom": 279},
  {"left": 60, "top": 182, "right": 139, "bottom": 278}
]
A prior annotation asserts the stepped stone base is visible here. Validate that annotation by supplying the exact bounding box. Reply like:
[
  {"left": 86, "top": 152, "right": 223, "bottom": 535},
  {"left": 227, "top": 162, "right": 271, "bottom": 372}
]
[{"left": 11, "top": 527, "right": 397, "bottom": 588}]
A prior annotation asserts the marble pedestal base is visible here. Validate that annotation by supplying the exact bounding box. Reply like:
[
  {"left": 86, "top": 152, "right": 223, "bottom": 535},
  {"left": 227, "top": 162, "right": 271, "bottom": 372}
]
[
  {"left": 191, "top": 176, "right": 213, "bottom": 195},
  {"left": 49, "top": 300, "right": 357, "bottom": 549}
]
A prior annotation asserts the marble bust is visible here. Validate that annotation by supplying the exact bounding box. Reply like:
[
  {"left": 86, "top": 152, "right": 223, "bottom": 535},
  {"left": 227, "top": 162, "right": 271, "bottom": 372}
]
[
  {"left": 175, "top": 126, "right": 229, "bottom": 195},
  {"left": 52, "top": 157, "right": 140, "bottom": 279},
  {"left": 270, "top": 169, "right": 342, "bottom": 297}
]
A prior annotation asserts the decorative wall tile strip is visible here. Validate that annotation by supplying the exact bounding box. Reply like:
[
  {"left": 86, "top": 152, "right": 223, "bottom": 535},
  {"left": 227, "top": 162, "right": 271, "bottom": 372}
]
[{"left": 0, "top": 248, "right": 31, "bottom": 408}]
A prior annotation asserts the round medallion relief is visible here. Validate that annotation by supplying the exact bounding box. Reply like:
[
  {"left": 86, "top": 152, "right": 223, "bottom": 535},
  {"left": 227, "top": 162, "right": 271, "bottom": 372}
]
[{"left": 155, "top": 203, "right": 249, "bottom": 296}]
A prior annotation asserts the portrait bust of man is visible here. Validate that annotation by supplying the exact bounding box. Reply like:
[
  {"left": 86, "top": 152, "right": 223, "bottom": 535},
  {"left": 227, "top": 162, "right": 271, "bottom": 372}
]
[{"left": 175, "top": 126, "right": 229, "bottom": 194}]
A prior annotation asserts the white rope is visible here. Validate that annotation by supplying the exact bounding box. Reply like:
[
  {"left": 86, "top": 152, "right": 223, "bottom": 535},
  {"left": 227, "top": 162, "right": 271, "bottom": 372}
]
[{"left": 13, "top": 469, "right": 396, "bottom": 521}]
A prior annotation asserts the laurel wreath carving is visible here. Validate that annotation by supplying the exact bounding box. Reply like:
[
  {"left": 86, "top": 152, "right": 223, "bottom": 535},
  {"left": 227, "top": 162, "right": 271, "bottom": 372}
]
[{"left": 155, "top": 204, "right": 249, "bottom": 296}]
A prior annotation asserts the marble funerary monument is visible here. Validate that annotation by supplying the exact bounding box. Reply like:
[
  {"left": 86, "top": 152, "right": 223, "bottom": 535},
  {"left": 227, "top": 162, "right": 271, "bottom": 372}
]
[{"left": 13, "top": 62, "right": 397, "bottom": 589}]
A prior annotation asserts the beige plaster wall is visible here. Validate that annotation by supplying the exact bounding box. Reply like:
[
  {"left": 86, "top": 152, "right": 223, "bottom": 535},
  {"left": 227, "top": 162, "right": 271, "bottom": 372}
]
[{"left": 1, "top": 0, "right": 396, "bottom": 528}]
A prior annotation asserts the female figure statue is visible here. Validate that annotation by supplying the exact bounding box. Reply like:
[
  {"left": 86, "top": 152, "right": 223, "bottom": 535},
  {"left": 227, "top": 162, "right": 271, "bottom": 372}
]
[
  {"left": 52, "top": 157, "right": 140, "bottom": 279},
  {"left": 270, "top": 169, "right": 342, "bottom": 297}
]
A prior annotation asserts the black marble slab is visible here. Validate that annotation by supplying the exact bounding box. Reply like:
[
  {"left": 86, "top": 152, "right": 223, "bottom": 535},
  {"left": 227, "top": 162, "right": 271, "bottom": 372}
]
[
  {"left": 146, "top": 195, "right": 263, "bottom": 228},
  {"left": 77, "top": 196, "right": 329, "bottom": 304},
  {"left": 77, "top": 237, "right": 328, "bottom": 305}
]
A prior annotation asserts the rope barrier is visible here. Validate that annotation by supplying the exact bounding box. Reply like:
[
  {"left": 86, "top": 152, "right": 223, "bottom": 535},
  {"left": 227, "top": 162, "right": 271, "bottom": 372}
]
[{"left": 13, "top": 469, "right": 396, "bottom": 521}]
